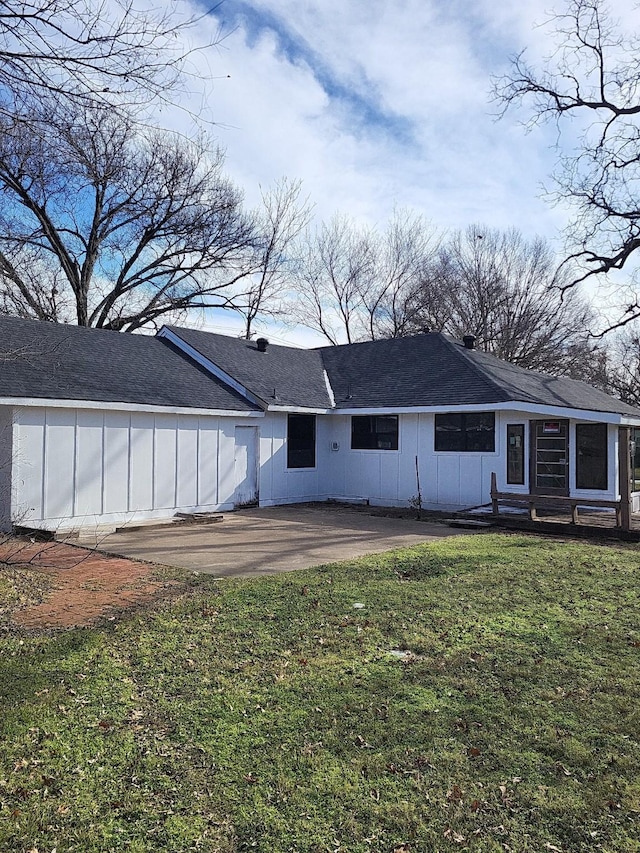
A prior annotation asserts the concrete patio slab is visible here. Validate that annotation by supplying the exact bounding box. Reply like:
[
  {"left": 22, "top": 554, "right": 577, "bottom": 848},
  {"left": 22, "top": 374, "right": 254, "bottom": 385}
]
[{"left": 98, "top": 505, "right": 469, "bottom": 578}]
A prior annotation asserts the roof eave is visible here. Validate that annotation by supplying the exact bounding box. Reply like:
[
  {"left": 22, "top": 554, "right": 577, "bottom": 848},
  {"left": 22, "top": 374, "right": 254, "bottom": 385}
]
[
  {"left": 2, "top": 397, "right": 263, "bottom": 417},
  {"left": 330, "top": 400, "right": 635, "bottom": 421}
]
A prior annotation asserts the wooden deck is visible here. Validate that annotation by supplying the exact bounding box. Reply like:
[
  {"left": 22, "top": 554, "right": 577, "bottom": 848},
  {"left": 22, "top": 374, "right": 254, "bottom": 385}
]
[
  {"left": 475, "top": 503, "right": 640, "bottom": 541},
  {"left": 487, "top": 469, "right": 640, "bottom": 540}
]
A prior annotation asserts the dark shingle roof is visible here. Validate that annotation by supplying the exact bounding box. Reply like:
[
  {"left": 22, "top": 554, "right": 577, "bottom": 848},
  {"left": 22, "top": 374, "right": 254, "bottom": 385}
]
[
  {"left": 0, "top": 315, "right": 258, "bottom": 411},
  {"left": 319, "top": 335, "right": 510, "bottom": 408},
  {"left": 165, "top": 325, "right": 332, "bottom": 408},
  {"left": 2, "top": 317, "right": 638, "bottom": 419},
  {"left": 454, "top": 340, "right": 640, "bottom": 417},
  {"left": 319, "top": 334, "right": 640, "bottom": 417}
]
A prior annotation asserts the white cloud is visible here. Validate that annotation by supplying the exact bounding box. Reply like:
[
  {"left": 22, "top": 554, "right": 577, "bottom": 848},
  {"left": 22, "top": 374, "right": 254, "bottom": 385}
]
[
  {"left": 179, "top": 1, "right": 563, "bottom": 230},
  {"left": 163, "top": 0, "right": 634, "bottom": 342}
]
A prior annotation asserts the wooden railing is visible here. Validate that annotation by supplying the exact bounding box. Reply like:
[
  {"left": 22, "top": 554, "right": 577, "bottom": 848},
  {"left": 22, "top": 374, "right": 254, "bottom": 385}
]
[{"left": 490, "top": 472, "right": 629, "bottom": 530}]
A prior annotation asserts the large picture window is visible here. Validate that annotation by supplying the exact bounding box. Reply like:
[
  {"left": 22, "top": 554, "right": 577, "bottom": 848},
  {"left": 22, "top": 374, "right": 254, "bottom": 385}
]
[
  {"left": 507, "top": 424, "right": 525, "bottom": 484},
  {"left": 435, "top": 412, "right": 495, "bottom": 452},
  {"left": 287, "top": 414, "right": 316, "bottom": 469},
  {"left": 351, "top": 415, "right": 398, "bottom": 450},
  {"left": 576, "top": 423, "right": 607, "bottom": 490}
]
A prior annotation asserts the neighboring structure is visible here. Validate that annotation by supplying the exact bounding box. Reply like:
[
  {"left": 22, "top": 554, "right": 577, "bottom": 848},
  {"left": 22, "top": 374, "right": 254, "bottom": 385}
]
[{"left": 1, "top": 315, "right": 640, "bottom": 532}]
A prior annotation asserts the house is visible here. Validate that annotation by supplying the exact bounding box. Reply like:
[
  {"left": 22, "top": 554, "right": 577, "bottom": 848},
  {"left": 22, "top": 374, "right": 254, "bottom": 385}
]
[{"left": 1, "top": 314, "right": 640, "bottom": 533}]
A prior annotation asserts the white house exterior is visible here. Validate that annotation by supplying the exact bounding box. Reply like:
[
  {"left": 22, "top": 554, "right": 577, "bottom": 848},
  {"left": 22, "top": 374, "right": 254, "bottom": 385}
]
[{"left": 2, "top": 316, "right": 640, "bottom": 533}]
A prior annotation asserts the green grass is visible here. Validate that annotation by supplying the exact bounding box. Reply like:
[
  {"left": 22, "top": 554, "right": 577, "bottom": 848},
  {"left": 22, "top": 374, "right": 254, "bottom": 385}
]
[{"left": 1, "top": 533, "right": 640, "bottom": 852}]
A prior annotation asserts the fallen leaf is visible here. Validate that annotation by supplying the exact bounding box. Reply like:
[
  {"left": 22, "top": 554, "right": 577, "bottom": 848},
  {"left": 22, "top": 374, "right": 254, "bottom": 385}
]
[
  {"left": 447, "top": 784, "right": 464, "bottom": 802},
  {"left": 467, "top": 746, "right": 481, "bottom": 758},
  {"left": 444, "top": 827, "right": 465, "bottom": 844}
]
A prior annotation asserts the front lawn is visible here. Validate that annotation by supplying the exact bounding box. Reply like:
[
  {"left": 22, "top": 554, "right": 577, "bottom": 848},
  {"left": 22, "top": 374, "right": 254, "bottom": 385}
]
[{"left": 1, "top": 533, "right": 639, "bottom": 852}]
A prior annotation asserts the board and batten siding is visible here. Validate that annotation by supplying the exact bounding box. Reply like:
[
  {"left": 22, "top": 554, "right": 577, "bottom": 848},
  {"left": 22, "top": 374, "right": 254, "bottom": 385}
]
[
  {"left": 257, "top": 412, "right": 333, "bottom": 506},
  {"left": 322, "top": 412, "right": 620, "bottom": 508},
  {"left": 324, "top": 411, "right": 512, "bottom": 508},
  {"left": 12, "top": 406, "right": 249, "bottom": 530}
]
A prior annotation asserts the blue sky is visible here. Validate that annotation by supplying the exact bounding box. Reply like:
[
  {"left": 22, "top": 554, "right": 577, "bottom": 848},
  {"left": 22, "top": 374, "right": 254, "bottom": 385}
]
[{"left": 170, "top": 0, "right": 635, "bottom": 343}]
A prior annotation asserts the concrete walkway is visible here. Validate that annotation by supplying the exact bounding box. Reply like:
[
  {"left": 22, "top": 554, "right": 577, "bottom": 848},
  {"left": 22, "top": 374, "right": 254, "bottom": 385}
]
[{"left": 98, "top": 505, "right": 467, "bottom": 578}]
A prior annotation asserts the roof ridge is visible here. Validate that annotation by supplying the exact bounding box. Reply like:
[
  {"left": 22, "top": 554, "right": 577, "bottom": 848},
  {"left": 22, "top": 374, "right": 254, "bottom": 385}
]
[{"left": 440, "top": 336, "right": 512, "bottom": 403}]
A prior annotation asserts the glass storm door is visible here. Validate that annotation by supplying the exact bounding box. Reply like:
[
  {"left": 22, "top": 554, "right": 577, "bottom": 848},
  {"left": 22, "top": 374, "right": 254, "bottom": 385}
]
[{"left": 531, "top": 420, "right": 569, "bottom": 495}]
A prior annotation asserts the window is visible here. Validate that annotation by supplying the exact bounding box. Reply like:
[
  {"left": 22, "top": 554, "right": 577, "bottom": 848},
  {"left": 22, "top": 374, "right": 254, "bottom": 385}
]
[
  {"left": 633, "top": 428, "right": 640, "bottom": 493},
  {"left": 575, "top": 423, "right": 607, "bottom": 490},
  {"left": 287, "top": 414, "right": 316, "bottom": 468},
  {"left": 351, "top": 415, "right": 398, "bottom": 450},
  {"left": 434, "top": 412, "right": 495, "bottom": 452},
  {"left": 507, "top": 424, "right": 525, "bottom": 485}
]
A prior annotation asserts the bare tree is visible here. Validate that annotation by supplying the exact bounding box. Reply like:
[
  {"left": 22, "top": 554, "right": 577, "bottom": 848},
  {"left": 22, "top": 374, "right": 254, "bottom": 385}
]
[
  {"left": 408, "top": 226, "right": 604, "bottom": 378},
  {"left": 606, "top": 328, "right": 640, "bottom": 405},
  {"left": 234, "top": 179, "right": 312, "bottom": 339},
  {"left": 291, "top": 215, "right": 375, "bottom": 344},
  {"left": 359, "top": 210, "right": 440, "bottom": 339},
  {"left": 0, "top": 0, "right": 208, "bottom": 111},
  {"left": 0, "top": 98, "right": 259, "bottom": 331},
  {"left": 493, "top": 0, "right": 640, "bottom": 331},
  {"left": 290, "top": 211, "right": 438, "bottom": 344}
]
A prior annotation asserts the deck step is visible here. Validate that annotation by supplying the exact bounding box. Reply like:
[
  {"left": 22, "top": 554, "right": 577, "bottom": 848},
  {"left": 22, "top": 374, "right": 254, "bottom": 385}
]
[
  {"left": 447, "top": 518, "right": 495, "bottom": 529},
  {"left": 173, "top": 512, "right": 224, "bottom": 525}
]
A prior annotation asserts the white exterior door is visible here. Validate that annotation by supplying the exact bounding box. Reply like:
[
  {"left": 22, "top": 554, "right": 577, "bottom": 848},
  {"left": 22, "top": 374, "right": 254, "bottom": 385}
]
[{"left": 234, "top": 426, "right": 259, "bottom": 507}]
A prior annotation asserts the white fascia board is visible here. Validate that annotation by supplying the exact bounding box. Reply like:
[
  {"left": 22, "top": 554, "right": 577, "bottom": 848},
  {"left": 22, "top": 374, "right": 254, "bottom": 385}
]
[
  {"left": 1, "top": 397, "right": 264, "bottom": 417},
  {"left": 497, "top": 401, "right": 622, "bottom": 423},
  {"left": 157, "top": 326, "right": 266, "bottom": 409},
  {"left": 332, "top": 401, "right": 623, "bottom": 423},
  {"left": 267, "top": 405, "right": 332, "bottom": 414},
  {"left": 620, "top": 415, "right": 640, "bottom": 426}
]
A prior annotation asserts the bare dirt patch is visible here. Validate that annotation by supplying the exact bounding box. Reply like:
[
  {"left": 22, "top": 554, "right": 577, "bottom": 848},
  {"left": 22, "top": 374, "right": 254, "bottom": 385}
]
[{"left": 0, "top": 537, "right": 184, "bottom": 630}]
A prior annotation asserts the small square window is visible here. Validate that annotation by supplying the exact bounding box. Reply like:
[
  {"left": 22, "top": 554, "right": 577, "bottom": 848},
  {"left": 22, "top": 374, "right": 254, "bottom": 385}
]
[{"left": 351, "top": 415, "right": 398, "bottom": 450}]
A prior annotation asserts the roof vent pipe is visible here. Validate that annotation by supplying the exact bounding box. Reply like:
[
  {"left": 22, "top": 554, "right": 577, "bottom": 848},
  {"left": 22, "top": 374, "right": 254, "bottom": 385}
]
[
  {"left": 256, "top": 337, "right": 269, "bottom": 352},
  {"left": 463, "top": 335, "right": 476, "bottom": 350}
]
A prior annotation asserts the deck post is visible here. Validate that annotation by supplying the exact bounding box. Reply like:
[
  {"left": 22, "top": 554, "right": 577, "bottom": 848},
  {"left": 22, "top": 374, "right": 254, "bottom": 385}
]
[
  {"left": 618, "top": 426, "right": 632, "bottom": 531},
  {"left": 491, "top": 472, "right": 499, "bottom": 516}
]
